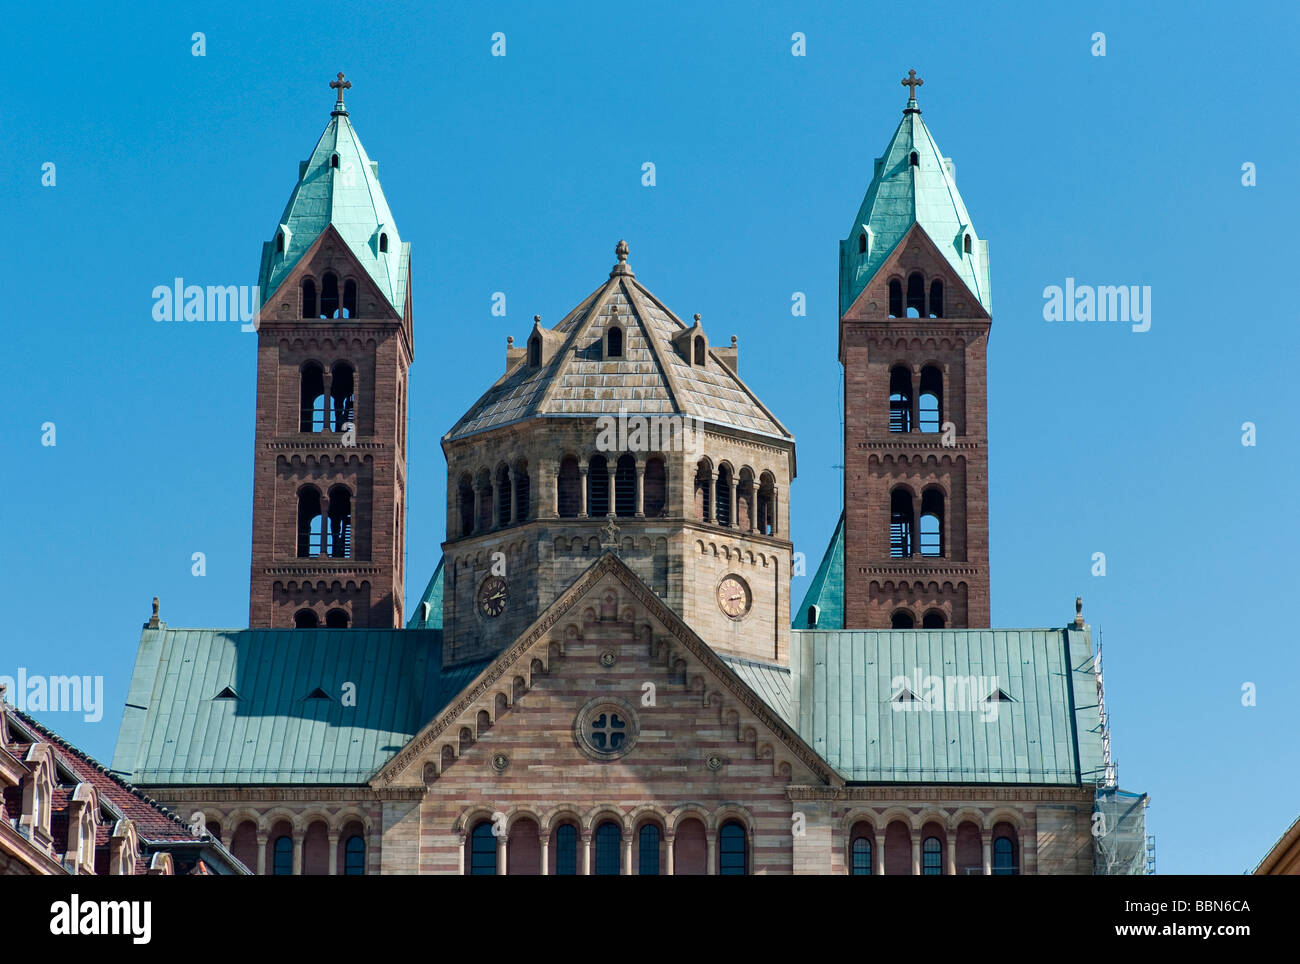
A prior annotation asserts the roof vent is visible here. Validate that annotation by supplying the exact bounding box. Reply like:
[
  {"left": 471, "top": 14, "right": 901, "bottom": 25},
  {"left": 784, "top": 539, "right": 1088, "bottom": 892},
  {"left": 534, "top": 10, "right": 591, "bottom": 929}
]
[
  {"left": 892, "top": 688, "right": 919, "bottom": 704},
  {"left": 985, "top": 688, "right": 1016, "bottom": 703},
  {"left": 305, "top": 687, "right": 331, "bottom": 701},
  {"left": 213, "top": 686, "right": 238, "bottom": 701}
]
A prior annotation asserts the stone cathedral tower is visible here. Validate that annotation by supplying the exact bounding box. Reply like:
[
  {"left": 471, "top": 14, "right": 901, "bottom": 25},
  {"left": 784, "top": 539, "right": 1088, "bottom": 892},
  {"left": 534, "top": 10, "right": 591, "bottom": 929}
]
[
  {"left": 838, "top": 73, "right": 991, "bottom": 629},
  {"left": 248, "top": 75, "right": 412, "bottom": 629}
]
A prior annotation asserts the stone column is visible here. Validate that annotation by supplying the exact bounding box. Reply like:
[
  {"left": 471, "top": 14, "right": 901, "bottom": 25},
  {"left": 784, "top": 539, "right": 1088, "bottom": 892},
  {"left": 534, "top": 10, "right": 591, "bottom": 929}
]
[
  {"left": 707, "top": 472, "right": 718, "bottom": 524},
  {"left": 580, "top": 830, "right": 592, "bottom": 875},
  {"left": 623, "top": 832, "right": 633, "bottom": 875},
  {"left": 706, "top": 829, "right": 717, "bottom": 876},
  {"left": 457, "top": 834, "right": 466, "bottom": 875},
  {"left": 578, "top": 466, "right": 589, "bottom": 518},
  {"left": 946, "top": 835, "right": 956, "bottom": 876},
  {"left": 729, "top": 476, "right": 739, "bottom": 528},
  {"left": 910, "top": 830, "right": 921, "bottom": 875},
  {"left": 606, "top": 466, "right": 615, "bottom": 516},
  {"left": 496, "top": 833, "right": 507, "bottom": 875},
  {"left": 255, "top": 832, "right": 267, "bottom": 876},
  {"left": 490, "top": 477, "right": 501, "bottom": 530},
  {"left": 541, "top": 458, "right": 557, "bottom": 519},
  {"left": 508, "top": 468, "right": 517, "bottom": 526},
  {"left": 981, "top": 831, "right": 993, "bottom": 875},
  {"left": 770, "top": 484, "right": 781, "bottom": 535},
  {"left": 327, "top": 830, "right": 339, "bottom": 875},
  {"left": 874, "top": 832, "right": 886, "bottom": 876},
  {"left": 664, "top": 833, "right": 675, "bottom": 876},
  {"left": 912, "top": 493, "right": 922, "bottom": 557},
  {"left": 634, "top": 460, "right": 645, "bottom": 518},
  {"left": 321, "top": 369, "right": 333, "bottom": 431},
  {"left": 292, "top": 832, "right": 304, "bottom": 875},
  {"left": 539, "top": 832, "right": 550, "bottom": 876}
]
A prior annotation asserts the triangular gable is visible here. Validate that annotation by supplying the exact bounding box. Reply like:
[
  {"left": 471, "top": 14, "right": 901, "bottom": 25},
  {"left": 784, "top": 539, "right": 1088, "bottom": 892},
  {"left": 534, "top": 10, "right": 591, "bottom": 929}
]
[
  {"left": 260, "top": 222, "right": 405, "bottom": 324},
  {"left": 842, "top": 222, "right": 990, "bottom": 323},
  {"left": 372, "top": 551, "right": 842, "bottom": 788}
]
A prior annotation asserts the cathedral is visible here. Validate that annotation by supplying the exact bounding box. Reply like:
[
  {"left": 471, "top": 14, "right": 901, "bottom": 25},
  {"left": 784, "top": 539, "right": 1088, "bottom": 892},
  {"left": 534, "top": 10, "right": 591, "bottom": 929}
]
[{"left": 108, "top": 72, "right": 1147, "bottom": 875}]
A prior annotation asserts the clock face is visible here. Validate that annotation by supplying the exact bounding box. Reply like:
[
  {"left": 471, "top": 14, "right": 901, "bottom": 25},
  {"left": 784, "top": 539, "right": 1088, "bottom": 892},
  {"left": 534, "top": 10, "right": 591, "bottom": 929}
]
[
  {"left": 716, "top": 575, "right": 751, "bottom": 619},
  {"left": 477, "top": 575, "right": 508, "bottom": 618}
]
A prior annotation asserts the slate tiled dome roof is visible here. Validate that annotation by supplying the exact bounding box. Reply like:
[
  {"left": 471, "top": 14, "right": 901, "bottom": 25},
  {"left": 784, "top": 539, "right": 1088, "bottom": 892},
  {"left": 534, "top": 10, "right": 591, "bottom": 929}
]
[
  {"left": 257, "top": 84, "right": 410, "bottom": 311},
  {"left": 840, "top": 91, "right": 991, "bottom": 315},
  {"left": 446, "top": 247, "right": 792, "bottom": 442}
]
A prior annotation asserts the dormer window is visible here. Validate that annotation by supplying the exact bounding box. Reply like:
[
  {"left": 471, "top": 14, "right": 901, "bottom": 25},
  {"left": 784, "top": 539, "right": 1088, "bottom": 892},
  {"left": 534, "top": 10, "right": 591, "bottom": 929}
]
[
  {"left": 379, "top": 232, "right": 388, "bottom": 253},
  {"left": 331, "top": 153, "right": 340, "bottom": 169},
  {"left": 963, "top": 234, "right": 972, "bottom": 254},
  {"left": 858, "top": 232, "right": 867, "bottom": 254},
  {"left": 528, "top": 335, "right": 541, "bottom": 367},
  {"left": 909, "top": 151, "right": 919, "bottom": 167},
  {"left": 693, "top": 336, "right": 705, "bottom": 366},
  {"left": 276, "top": 233, "right": 285, "bottom": 253},
  {"left": 607, "top": 326, "right": 623, "bottom": 359}
]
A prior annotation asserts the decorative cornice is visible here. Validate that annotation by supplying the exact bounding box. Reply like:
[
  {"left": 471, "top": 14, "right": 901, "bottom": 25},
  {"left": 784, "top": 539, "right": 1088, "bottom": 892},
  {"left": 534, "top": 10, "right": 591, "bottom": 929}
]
[
  {"left": 787, "top": 785, "right": 1093, "bottom": 804},
  {"left": 144, "top": 786, "right": 420, "bottom": 803},
  {"left": 263, "top": 565, "right": 381, "bottom": 576},
  {"left": 859, "top": 565, "right": 982, "bottom": 577}
]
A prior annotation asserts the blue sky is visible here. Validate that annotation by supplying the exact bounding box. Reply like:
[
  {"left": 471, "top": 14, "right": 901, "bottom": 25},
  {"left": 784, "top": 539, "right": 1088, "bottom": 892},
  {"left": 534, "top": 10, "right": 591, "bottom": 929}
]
[{"left": 4, "top": 0, "right": 1297, "bottom": 874}]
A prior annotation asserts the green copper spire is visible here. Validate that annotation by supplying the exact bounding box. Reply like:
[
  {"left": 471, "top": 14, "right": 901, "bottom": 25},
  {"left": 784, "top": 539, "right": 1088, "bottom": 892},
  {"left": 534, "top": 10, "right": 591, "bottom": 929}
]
[
  {"left": 258, "top": 73, "right": 410, "bottom": 313},
  {"left": 840, "top": 71, "right": 991, "bottom": 316}
]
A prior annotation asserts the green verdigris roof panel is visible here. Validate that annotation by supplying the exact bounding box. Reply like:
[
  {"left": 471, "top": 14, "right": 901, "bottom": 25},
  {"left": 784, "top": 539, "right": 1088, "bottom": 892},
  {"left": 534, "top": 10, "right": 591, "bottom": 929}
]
[
  {"left": 790, "top": 627, "right": 1105, "bottom": 784},
  {"left": 110, "top": 625, "right": 486, "bottom": 785},
  {"left": 794, "top": 511, "right": 844, "bottom": 629},
  {"left": 839, "top": 97, "right": 991, "bottom": 316},
  {"left": 720, "top": 655, "right": 793, "bottom": 724},
  {"left": 406, "top": 558, "right": 444, "bottom": 629},
  {"left": 257, "top": 109, "right": 409, "bottom": 312}
]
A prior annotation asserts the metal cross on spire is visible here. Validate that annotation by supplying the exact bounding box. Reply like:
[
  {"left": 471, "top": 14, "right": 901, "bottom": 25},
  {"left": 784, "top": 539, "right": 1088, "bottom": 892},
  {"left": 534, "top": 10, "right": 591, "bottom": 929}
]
[
  {"left": 901, "top": 69, "right": 923, "bottom": 100},
  {"left": 330, "top": 72, "right": 352, "bottom": 115}
]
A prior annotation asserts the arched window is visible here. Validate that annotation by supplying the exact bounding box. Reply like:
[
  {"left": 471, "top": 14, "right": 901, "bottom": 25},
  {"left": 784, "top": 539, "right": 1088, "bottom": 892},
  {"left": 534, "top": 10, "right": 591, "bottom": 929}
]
[
  {"left": 330, "top": 153, "right": 340, "bottom": 169},
  {"left": 963, "top": 234, "right": 972, "bottom": 254},
  {"left": 328, "top": 484, "right": 352, "bottom": 558},
  {"left": 528, "top": 335, "right": 541, "bottom": 367},
  {"left": 993, "top": 836, "right": 1018, "bottom": 875},
  {"left": 919, "top": 489, "right": 944, "bottom": 557},
  {"left": 300, "top": 362, "right": 326, "bottom": 432},
  {"left": 379, "top": 233, "right": 388, "bottom": 253},
  {"left": 458, "top": 474, "right": 475, "bottom": 535},
  {"left": 325, "top": 608, "right": 349, "bottom": 628},
  {"left": 694, "top": 461, "right": 711, "bottom": 522},
  {"left": 330, "top": 362, "right": 355, "bottom": 432},
  {"left": 757, "top": 473, "right": 776, "bottom": 535},
  {"left": 922, "top": 610, "right": 945, "bottom": 629},
  {"left": 607, "top": 326, "right": 623, "bottom": 358},
  {"left": 891, "top": 610, "right": 914, "bottom": 629},
  {"left": 909, "top": 150, "right": 919, "bottom": 167},
  {"left": 342, "top": 279, "right": 357, "bottom": 318},
  {"left": 719, "top": 821, "right": 747, "bottom": 875},
  {"left": 301, "top": 278, "right": 317, "bottom": 319},
  {"left": 693, "top": 335, "right": 705, "bottom": 366},
  {"left": 906, "top": 272, "right": 925, "bottom": 318},
  {"left": 638, "top": 824, "right": 661, "bottom": 875},
  {"left": 594, "top": 821, "right": 621, "bottom": 875},
  {"left": 294, "top": 609, "right": 319, "bottom": 628},
  {"left": 496, "top": 465, "right": 512, "bottom": 527},
  {"left": 643, "top": 457, "right": 666, "bottom": 517},
  {"left": 922, "top": 836, "right": 943, "bottom": 875},
  {"left": 715, "top": 464, "right": 733, "bottom": 526},
  {"left": 614, "top": 454, "right": 636, "bottom": 517},
  {"left": 297, "top": 487, "right": 324, "bottom": 557},
  {"left": 557, "top": 456, "right": 581, "bottom": 518},
  {"left": 513, "top": 461, "right": 530, "bottom": 523},
  {"left": 554, "top": 824, "right": 578, "bottom": 876},
  {"left": 273, "top": 835, "right": 293, "bottom": 875},
  {"left": 587, "top": 455, "right": 610, "bottom": 518},
  {"left": 468, "top": 821, "right": 497, "bottom": 875},
  {"left": 889, "top": 366, "right": 912, "bottom": 433},
  {"left": 888, "top": 278, "right": 903, "bottom": 318},
  {"left": 320, "top": 272, "right": 340, "bottom": 319},
  {"left": 890, "top": 488, "right": 913, "bottom": 558},
  {"left": 858, "top": 232, "right": 867, "bottom": 254},
  {"left": 344, "top": 835, "right": 365, "bottom": 875},
  {"left": 929, "top": 279, "right": 944, "bottom": 318},
  {"left": 918, "top": 366, "right": 942, "bottom": 433},
  {"left": 852, "top": 836, "right": 872, "bottom": 875}
]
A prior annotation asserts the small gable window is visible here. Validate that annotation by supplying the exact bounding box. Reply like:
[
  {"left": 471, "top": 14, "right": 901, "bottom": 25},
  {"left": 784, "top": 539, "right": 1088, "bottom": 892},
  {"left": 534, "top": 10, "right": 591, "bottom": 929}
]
[
  {"left": 342, "top": 279, "right": 357, "bottom": 318},
  {"left": 528, "top": 335, "right": 541, "bottom": 367},
  {"left": 887, "top": 278, "right": 903, "bottom": 318},
  {"left": 693, "top": 335, "right": 705, "bottom": 366},
  {"left": 331, "top": 153, "right": 340, "bottom": 169},
  {"left": 964, "top": 234, "right": 972, "bottom": 254},
  {"left": 379, "top": 233, "right": 388, "bottom": 253},
  {"left": 276, "top": 232, "right": 285, "bottom": 253},
  {"left": 607, "top": 326, "right": 623, "bottom": 359},
  {"left": 909, "top": 151, "right": 919, "bottom": 167},
  {"left": 858, "top": 232, "right": 867, "bottom": 254}
]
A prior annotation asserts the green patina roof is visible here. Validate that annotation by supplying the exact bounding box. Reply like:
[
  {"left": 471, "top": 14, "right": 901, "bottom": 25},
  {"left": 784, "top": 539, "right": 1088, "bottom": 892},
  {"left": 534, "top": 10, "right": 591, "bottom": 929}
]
[
  {"left": 839, "top": 96, "right": 991, "bottom": 315},
  {"left": 789, "top": 627, "right": 1105, "bottom": 784},
  {"left": 794, "top": 511, "right": 844, "bottom": 629},
  {"left": 111, "top": 624, "right": 488, "bottom": 785},
  {"left": 257, "top": 104, "right": 410, "bottom": 311},
  {"left": 406, "top": 558, "right": 444, "bottom": 629}
]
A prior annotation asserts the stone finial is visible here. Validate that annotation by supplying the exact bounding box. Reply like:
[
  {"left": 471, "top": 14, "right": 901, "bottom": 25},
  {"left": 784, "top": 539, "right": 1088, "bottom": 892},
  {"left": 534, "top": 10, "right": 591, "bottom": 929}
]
[
  {"left": 330, "top": 72, "right": 352, "bottom": 115},
  {"left": 533, "top": 314, "right": 542, "bottom": 324},
  {"left": 600, "top": 514, "right": 622, "bottom": 552},
  {"left": 693, "top": 313, "right": 701, "bottom": 325},
  {"left": 1074, "top": 596, "right": 1085, "bottom": 629},
  {"left": 610, "top": 240, "right": 634, "bottom": 278},
  {"left": 506, "top": 336, "right": 514, "bottom": 346},
  {"left": 730, "top": 335, "right": 737, "bottom": 347},
  {"left": 148, "top": 596, "right": 161, "bottom": 629}
]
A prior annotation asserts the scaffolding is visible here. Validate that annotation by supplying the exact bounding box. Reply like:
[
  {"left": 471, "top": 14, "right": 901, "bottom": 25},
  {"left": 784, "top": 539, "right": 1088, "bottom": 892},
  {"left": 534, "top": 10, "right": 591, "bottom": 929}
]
[{"left": 1094, "top": 788, "right": 1149, "bottom": 875}]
